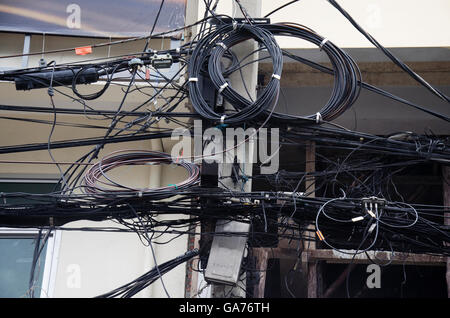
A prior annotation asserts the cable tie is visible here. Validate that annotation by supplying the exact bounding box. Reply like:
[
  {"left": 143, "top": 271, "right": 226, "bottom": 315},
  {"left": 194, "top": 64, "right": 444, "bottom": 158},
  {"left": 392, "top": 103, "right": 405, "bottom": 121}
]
[
  {"left": 188, "top": 77, "right": 198, "bottom": 82},
  {"left": 138, "top": 192, "right": 143, "bottom": 198},
  {"left": 368, "top": 223, "right": 377, "bottom": 234},
  {"left": 315, "top": 112, "right": 322, "bottom": 123},
  {"left": 220, "top": 115, "right": 226, "bottom": 124},
  {"left": 168, "top": 183, "right": 178, "bottom": 190},
  {"left": 319, "top": 38, "right": 329, "bottom": 51},
  {"left": 217, "top": 42, "right": 227, "bottom": 50},
  {"left": 272, "top": 74, "right": 281, "bottom": 80},
  {"left": 351, "top": 216, "right": 364, "bottom": 222},
  {"left": 232, "top": 20, "right": 238, "bottom": 30},
  {"left": 176, "top": 47, "right": 180, "bottom": 53},
  {"left": 218, "top": 82, "right": 228, "bottom": 94}
]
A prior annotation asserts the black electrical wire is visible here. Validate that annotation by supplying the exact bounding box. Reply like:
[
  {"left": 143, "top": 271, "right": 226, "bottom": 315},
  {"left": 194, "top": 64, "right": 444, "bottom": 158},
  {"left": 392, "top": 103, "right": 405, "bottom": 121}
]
[
  {"left": 260, "top": 23, "right": 361, "bottom": 122},
  {"left": 327, "top": 0, "right": 450, "bottom": 103},
  {"left": 188, "top": 22, "right": 282, "bottom": 124},
  {"left": 95, "top": 249, "right": 199, "bottom": 298}
]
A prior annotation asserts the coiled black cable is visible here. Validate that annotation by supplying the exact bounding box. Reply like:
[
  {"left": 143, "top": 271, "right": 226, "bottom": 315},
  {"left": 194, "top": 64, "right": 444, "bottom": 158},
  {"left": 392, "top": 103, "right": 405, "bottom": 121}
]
[
  {"left": 72, "top": 62, "right": 125, "bottom": 100},
  {"left": 259, "top": 23, "right": 362, "bottom": 122},
  {"left": 188, "top": 23, "right": 282, "bottom": 124}
]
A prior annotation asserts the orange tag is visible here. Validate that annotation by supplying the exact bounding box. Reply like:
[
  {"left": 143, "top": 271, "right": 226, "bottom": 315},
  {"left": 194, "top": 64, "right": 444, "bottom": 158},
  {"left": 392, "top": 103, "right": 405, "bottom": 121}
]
[
  {"left": 75, "top": 46, "right": 93, "bottom": 55},
  {"left": 145, "top": 67, "right": 150, "bottom": 80},
  {"left": 316, "top": 230, "right": 325, "bottom": 241}
]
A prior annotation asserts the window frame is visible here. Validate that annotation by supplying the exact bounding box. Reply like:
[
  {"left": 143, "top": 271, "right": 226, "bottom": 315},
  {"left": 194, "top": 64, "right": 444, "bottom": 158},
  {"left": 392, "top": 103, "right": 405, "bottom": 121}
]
[{"left": 0, "top": 176, "right": 61, "bottom": 298}]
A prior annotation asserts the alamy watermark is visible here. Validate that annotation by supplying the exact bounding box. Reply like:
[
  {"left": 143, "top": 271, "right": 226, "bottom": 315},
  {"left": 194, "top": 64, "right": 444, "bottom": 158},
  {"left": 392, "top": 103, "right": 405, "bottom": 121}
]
[
  {"left": 366, "top": 264, "right": 381, "bottom": 289},
  {"left": 171, "top": 120, "right": 280, "bottom": 174}
]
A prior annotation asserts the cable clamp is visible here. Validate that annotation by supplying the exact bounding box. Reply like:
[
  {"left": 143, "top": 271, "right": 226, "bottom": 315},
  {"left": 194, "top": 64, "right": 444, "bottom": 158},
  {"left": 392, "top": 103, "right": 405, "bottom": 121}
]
[
  {"left": 217, "top": 42, "right": 227, "bottom": 50},
  {"left": 319, "top": 38, "right": 329, "bottom": 51},
  {"left": 315, "top": 112, "right": 322, "bottom": 123},
  {"left": 218, "top": 82, "right": 228, "bottom": 94},
  {"left": 362, "top": 196, "right": 386, "bottom": 218},
  {"left": 128, "top": 57, "right": 144, "bottom": 67},
  {"left": 272, "top": 74, "right": 281, "bottom": 80},
  {"left": 188, "top": 77, "right": 198, "bottom": 82}
]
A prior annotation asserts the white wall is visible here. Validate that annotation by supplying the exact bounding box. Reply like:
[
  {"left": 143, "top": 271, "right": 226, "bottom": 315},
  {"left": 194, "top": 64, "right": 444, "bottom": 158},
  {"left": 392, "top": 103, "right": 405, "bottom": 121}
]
[{"left": 205, "top": 0, "right": 450, "bottom": 48}]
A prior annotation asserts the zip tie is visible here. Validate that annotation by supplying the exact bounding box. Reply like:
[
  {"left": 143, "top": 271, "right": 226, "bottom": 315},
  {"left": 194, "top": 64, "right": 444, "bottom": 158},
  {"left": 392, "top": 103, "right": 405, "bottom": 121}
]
[
  {"left": 319, "top": 38, "right": 329, "bottom": 51},
  {"left": 217, "top": 42, "right": 227, "bottom": 50},
  {"left": 188, "top": 77, "right": 198, "bottom": 82},
  {"left": 232, "top": 20, "right": 238, "bottom": 30},
  {"left": 218, "top": 82, "right": 228, "bottom": 94},
  {"left": 351, "top": 216, "right": 364, "bottom": 222},
  {"left": 272, "top": 74, "right": 281, "bottom": 80},
  {"left": 367, "top": 210, "right": 376, "bottom": 218},
  {"left": 168, "top": 183, "right": 178, "bottom": 189},
  {"left": 176, "top": 47, "right": 180, "bottom": 53},
  {"left": 220, "top": 115, "right": 226, "bottom": 124},
  {"left": 315, "top": 112, "right": 322, "bottom": 123},
  {"left": 368, "top": 223, "right": 377, "bottom": 234},
  {"left": 138, "top": 192, "right": 143, "bottom": 198},
  {"left": 316, "top": 230, "right": 325, "bottom": 241}
]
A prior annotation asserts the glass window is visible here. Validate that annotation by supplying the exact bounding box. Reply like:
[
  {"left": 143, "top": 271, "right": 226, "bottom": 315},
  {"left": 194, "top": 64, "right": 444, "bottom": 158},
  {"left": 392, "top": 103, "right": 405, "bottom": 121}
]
[{"left": 0, "top": 236, "right": 48, "bottom": 298}]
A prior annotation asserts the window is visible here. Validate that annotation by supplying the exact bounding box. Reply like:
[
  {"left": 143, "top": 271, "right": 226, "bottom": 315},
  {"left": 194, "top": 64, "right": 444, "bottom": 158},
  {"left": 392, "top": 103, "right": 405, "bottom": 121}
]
[{"left": 0, "top": 180, "right": 60, "bottom": 298}]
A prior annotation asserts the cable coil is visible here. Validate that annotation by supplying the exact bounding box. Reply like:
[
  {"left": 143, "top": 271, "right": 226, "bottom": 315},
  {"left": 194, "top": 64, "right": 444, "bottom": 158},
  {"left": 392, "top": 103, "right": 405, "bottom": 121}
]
[{"left": 82, "top": 150, "right": 200, "bottom": 199}]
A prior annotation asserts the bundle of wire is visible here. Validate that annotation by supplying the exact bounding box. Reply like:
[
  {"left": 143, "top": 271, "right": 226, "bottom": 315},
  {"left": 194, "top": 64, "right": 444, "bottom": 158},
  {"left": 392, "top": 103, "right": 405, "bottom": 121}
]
[
  {"left": 95, "top": 249, "right": 199, "bottom": 298},
  {"left": 82, "top": 150, "right": 200, "bottom": 199},
  {"left": 259, "top": 23, "right": 361, "bottom": 122},
  {"left": 188, "top": 22, "right": 283, "bottom": 124}
]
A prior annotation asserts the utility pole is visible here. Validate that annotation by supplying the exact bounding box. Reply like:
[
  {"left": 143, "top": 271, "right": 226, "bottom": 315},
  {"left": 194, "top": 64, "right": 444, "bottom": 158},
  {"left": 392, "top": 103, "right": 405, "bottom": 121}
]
[{"left": 203, "top": 0, "right": 262, "bottom": 298}]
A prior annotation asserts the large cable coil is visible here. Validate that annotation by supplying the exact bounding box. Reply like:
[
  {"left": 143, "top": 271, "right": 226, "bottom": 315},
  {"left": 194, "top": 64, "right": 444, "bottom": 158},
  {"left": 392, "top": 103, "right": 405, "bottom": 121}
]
[
  {"left": 188, "top": 23, "right": 283, "bottom": 124},
  {"left": 82, "top": 150, "right": 200, "bottom": 199}
]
